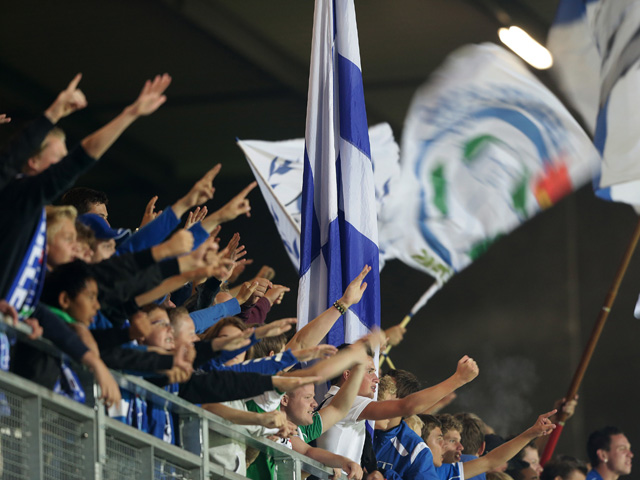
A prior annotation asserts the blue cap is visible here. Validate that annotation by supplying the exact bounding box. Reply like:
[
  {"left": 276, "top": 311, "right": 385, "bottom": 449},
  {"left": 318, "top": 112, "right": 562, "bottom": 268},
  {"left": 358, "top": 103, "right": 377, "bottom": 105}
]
[{"left": 78, "top": 213, "right": 130, "bottom": 242}]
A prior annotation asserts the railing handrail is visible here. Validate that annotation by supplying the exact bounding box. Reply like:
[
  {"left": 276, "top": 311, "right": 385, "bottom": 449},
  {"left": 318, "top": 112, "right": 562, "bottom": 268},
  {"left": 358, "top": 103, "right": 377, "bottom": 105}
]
[{"left": 0, "top": 316, "right": 334, "bottom": 479}]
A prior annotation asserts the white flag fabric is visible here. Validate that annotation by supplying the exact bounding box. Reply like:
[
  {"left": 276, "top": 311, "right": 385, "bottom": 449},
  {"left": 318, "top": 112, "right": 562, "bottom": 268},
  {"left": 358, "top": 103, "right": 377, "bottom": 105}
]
[
  {"left": 378, "top": 43, "right": 599, "bottom": 283},
  {"left": 298, "top": 0, "right": 380, "bottom": 347},
  {"left": 237, "top": 123, "right": 400, "bottom": 271},
  {"left": 548, "top": 0, "right": 640, "bottom": 208}
]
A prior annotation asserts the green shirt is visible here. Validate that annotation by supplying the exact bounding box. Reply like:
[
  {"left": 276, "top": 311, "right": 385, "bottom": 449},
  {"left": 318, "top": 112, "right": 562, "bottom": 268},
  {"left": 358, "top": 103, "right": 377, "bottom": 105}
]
[
  {"left": 246, "top": 405, "right": 324, "bottom": 479},
  {"left": 298, "top": 411, "right": 323, "bottom": 443}
]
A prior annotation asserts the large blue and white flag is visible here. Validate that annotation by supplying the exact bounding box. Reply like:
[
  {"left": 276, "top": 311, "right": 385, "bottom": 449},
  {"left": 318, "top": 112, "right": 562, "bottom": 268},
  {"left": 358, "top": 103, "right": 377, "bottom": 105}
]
[
  {"left": 548, "top": 0, "right": 640, "bottom": 208},
  {"left": 378, "top": 43, "right": 599, "bottom": 283},
  {"left": 298, "top": 0, "right": 380, "bottom": 347},
  {"left": 237, "top": 123, "right": 399, "bottom": 271}
]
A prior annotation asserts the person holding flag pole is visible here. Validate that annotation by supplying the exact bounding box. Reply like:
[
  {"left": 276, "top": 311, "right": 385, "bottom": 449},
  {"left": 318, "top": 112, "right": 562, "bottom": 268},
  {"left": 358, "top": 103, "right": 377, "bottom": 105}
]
[
  {"left": 541, "top": 0, "right": 640, "bottom": 464},
  {"left": 297, "top": 0, "right": 380, "bottom": 355}
]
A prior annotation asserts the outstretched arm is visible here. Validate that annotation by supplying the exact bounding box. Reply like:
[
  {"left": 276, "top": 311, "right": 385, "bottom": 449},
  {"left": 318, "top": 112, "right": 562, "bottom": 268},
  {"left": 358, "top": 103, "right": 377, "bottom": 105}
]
[
  {"left": 202, "top": 403, "right": 286, "bottom": 431},
  {"left": 282, "top": 340, "right": 368, "bottom": 384},
  {"left": 359, "top": 355, "right": 479, "bottom": 421},
  {"left": 81, "top": 74, "right": 171, "bottom": 159},
  {"left": 464, "top": 411, "right": 556, "bottom": 478},
  {"left": 286, "top": 265, "right": 371, "bottom": 351}
]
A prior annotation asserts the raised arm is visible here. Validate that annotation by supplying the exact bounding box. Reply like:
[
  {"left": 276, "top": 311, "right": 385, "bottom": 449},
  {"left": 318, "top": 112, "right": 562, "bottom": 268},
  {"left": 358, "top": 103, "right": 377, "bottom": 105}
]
[
  {"left": 318, "top": 332, "right": 385, "bottom": 431},
  {"left": 282, "top": 340, "right": 368, "bottom": 384},
  {"left": 286, "top": 265, "right": 371, "bottom": 351},
  {"left": 359, "top": 355, "right": 479, "bottom": 421},
  {"left": 81, "top": 74, "right": 171, "bottom": 159},
  {"left": 464, "top": 410, "right": 556, "bottom": 478}
]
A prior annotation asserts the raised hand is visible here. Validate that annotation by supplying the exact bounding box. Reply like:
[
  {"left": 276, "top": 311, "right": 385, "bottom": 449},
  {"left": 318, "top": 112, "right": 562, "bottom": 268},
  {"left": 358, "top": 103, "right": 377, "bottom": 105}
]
[
  {"left": 185, "top": 206, "right": 208, "bottom": 229},
  {"left": 139, "top": 196, "right": 163, "bottom": 229},
  {"left": 174, "top": 165, "right": 221, "bottom": 218},
  {"left": 527, "top": 410, "right": 557, "bottom": 437},
  {"left": 384, "top": 324, "right": 406, "bottom": 348},
  {"left": 264, "top": 284, "right": 290, "bottom": 306},
  {"left": 236, "top": 281, "right": 260, "bottom": 305},
  {"left": 358, "top": 328, "right": 386, "bottom": 354},
  {"left": 454, "top": 355, "right": 479, "bottom": 385},
  {"left": 154, "top": 229, "right": 194, "bottom": 260},
  {"left": 210, "top": 328, "right": 255, "bottom": 352},
  {"left": 554, "top": 395, "right": 579, "bottom": 421},
  {"left": 227, "top": 258, "right": 253, "bottom": 284},
  {"left": 173, "top": 342, "right": 195, "bottom": 377},
  {"left": 293, "top": 344, "right": 338, "bottom": 362},
  {"left": 339, "top": 265, "right": 372, "bottom": 308},
  {"left": 0, "top": 114, "right": 11, "bottom": 124},
  {"left": 202, "top": 181, "right": 257, "bottom": 231},
  {"left": 254, "top": 318, "right": 297, "bottom": 339},
  {"left": 45, "top": 73, "right": 88, "bottom": 123},
  {"left": 242, "top": 277, "right": 271, "bottom": 306},
  {"left": 128, "top": 73, "right": 172, "bottom": 117},
  {"left": 260, "top": 410, "right": 287, "bottom": 430}
]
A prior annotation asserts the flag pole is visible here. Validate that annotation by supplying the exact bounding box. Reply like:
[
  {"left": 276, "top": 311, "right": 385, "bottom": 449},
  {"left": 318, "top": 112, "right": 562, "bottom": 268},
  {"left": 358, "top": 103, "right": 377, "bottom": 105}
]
[
  {"left": 540, "top": 215, "right": 640, "bottom": 466},
  {"left": 380, "top": 282, "right": 441, "bottom": 367}
]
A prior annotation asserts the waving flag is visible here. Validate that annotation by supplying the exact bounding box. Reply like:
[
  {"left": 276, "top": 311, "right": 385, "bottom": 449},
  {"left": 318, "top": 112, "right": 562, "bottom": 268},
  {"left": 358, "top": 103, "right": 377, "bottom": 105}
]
[
  {"left": 378, "top": 43, "right": 599, "bottom": 283},
  {"left": 237, "top": 123, "right": 400, "bottom": 271},
  {"left": 298, "top": 0, "right": 380, "bottom": 347},
  {"left": 548, "top": 0, "right": 640, "bottom": 208}
]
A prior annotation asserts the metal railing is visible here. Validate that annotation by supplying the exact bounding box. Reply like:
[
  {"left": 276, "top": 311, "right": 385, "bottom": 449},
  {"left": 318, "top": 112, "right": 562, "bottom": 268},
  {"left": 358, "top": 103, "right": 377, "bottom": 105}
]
[{"left": 0, "top": 320, "right": 333, "bottom": 480}]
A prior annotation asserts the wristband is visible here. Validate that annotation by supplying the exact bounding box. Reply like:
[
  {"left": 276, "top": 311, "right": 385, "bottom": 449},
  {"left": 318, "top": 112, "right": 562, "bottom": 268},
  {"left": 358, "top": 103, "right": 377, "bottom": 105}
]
[{"left": 333, "top": 301, "right": 347, "bottom": 315}]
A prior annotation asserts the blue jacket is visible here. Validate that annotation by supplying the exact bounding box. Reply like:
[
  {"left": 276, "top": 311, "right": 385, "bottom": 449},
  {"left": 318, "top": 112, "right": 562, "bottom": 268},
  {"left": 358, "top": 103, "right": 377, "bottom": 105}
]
[{"left": 374, "top": 421, "right": 439, "bottom": 480}]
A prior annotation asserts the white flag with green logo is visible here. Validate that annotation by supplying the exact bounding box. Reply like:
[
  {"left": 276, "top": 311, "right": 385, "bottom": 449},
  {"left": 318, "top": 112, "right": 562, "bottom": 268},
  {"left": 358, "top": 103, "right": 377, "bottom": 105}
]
[{"left": 378, "top": 43, "right": 600, "bottom": 284}]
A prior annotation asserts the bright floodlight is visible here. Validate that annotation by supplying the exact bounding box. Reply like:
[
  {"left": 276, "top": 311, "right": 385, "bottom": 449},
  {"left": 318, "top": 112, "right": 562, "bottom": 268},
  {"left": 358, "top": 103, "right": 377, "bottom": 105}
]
[{"left": 498, "top": 26, "right": 553, "bottom": 70}]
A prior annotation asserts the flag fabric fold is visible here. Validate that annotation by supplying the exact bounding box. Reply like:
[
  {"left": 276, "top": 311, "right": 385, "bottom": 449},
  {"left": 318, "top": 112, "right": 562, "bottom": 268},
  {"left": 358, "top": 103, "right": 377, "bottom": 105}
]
[
  {"left": 378, "top": 43, "right": 599, "bottom": 283},
  {"left": 297, "top": 0, "right": 380, "bottom": 347},
  {"left": 548, "top": 0, "right": 640, "bottom": 208}
]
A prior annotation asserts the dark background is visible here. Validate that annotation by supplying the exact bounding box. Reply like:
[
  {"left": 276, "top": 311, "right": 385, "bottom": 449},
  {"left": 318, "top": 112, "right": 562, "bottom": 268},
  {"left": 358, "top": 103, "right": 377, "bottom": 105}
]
[{"left": 1, "top": 0, "right": 638, "bottom": 463}]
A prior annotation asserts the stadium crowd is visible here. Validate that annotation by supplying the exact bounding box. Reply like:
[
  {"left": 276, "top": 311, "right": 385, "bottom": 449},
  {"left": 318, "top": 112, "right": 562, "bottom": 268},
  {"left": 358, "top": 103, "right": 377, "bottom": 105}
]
[{"left": 0, "top": 75, "right": 632, "bottom": 480}]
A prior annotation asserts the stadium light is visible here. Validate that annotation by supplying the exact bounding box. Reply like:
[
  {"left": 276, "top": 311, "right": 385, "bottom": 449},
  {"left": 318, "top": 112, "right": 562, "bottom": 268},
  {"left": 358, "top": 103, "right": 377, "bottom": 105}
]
[{"left": 498, "top": 25, "right": 553, "bottom": 70}]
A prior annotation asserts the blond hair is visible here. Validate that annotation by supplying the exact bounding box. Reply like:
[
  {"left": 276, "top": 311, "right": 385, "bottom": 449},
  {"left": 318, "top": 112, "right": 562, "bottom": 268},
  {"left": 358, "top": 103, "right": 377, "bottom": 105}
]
[
  {"left": 404, "top": 415, "right": 425, "bottom": 437},
  {"left": 377, "top": 375, "right": 397, "bottom": 401},
  {"left": 45, "top": 205, "right": 77, "bottom": 242}
]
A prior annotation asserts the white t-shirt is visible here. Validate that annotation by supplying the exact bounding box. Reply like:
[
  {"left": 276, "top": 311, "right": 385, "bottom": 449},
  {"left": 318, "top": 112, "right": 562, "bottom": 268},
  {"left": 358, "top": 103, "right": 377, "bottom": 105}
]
[{"left": 315, "top": 385, "right": 374, "bottom": 463}]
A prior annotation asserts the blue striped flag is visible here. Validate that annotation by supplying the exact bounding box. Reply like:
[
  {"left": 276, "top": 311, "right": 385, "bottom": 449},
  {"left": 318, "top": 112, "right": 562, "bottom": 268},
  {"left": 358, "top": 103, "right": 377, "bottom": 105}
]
[
  {"left": 298, "top": 0, "right": 380, "bottom": 347},
  {"left": 237, "top": 123, "right": 399, "bottom": 272}
]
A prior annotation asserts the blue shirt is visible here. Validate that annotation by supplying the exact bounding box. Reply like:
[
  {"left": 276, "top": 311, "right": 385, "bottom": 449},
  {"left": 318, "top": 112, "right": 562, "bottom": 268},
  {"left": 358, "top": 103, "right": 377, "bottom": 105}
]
[
  {"left": 190, "top": 299, "right": 240, "bottom": 333},
  {"left": 374, "top": 421, "right": 439, "bottom": 480},
  {"left": 586, "top": 470, "right": 604, "bottom": 480},
  {"left": 116, "top": 208, "right": 210, "bottom": 255},
  {"left": 200, "top": 349, "right": 298, "bottom": 375},
  {"left": 436, "top": 461, "right": 464, "bottom": 480},
  {"left": 461, "top": 454, "right": 486, "bottom": 480}
]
